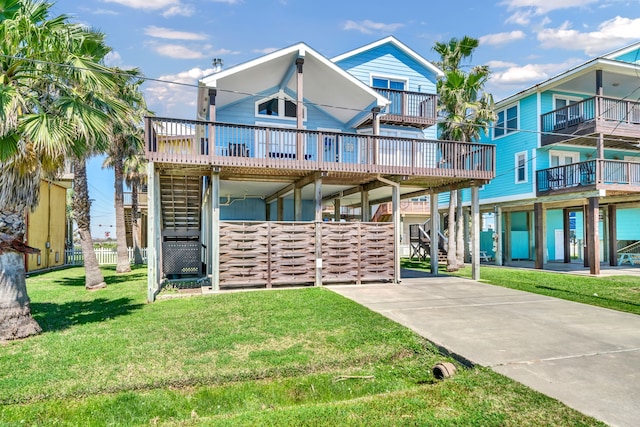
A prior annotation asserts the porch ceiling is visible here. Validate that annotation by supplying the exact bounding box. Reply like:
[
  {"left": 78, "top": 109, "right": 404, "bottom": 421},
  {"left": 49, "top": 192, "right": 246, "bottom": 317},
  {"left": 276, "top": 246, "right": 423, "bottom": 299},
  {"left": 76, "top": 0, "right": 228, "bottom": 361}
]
[{"left": 544, "top": 62, "right": 640, "bottom": 99}]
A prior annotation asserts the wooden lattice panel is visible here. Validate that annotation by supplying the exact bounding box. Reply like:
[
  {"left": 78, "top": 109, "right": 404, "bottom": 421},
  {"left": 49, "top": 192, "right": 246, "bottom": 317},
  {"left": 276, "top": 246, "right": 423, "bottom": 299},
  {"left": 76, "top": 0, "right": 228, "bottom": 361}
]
[
  {"left": 162, "top": 240, "right": 201, "bottom": 277},
  {"left": 359, "top": 223, "right": 394, "bottom": 282},
  {"left": 321, "top": 223, "right": 359, "bottom": 283},
  {"left": 219, "top": 222, "right": 269, "bottom": 287},
  {"left": 269, "top": 222, "right": 315, "bottom": 286}
]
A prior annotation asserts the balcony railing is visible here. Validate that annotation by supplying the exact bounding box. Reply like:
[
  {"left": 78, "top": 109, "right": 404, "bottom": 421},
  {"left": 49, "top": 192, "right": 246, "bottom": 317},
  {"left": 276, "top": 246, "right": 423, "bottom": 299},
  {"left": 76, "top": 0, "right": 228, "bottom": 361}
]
[
  {"left": 372, "top": 88, "right": 437, "bottom": 126},
  {"left": 536, "top": 159, "right": 640, "bottom": 195},
  {"left": 124, "top": 192, "right": 148, "bottom": 208},
  {"left": 145, "top": 117, "right": 495, "bottom": 180},
  {"left": 541, "top": 96, "right": 640, "bottom": 145}
]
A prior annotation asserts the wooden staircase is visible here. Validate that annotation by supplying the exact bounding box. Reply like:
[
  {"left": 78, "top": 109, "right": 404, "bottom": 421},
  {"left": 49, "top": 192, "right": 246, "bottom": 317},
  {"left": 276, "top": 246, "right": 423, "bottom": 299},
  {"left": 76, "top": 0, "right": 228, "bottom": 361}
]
[{"left": 159, "top": 175, "right": 203, "bottom": 278}]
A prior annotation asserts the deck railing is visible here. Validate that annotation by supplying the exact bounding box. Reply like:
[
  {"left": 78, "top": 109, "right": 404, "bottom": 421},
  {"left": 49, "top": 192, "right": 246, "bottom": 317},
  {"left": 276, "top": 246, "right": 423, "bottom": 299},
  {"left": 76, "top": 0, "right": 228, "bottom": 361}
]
[
  {"left": 372, "top": 88, "right": 437, "bottom": 123},
  {"left": 541, "top": 96, "right": 640, "bottom": 134},
  {"left": 123, "top": 192, "right": 148, "bottom": 207},
  {"left": 145, "top": 117, "right": 495, "bottom": 179},
  {"left": 536, "top": 159, "right": 640, "bottom": 193}
]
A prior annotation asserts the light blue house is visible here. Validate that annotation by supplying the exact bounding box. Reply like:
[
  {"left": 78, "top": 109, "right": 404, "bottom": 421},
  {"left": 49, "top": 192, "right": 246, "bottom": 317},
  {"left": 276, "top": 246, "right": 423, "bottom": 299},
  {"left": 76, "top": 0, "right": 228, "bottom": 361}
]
[
  {"left": 144, "top": 37, "right": 495, "bottom": 299},
  {"left": 477, "top": 42, "right": 640, "bottom": 274}
]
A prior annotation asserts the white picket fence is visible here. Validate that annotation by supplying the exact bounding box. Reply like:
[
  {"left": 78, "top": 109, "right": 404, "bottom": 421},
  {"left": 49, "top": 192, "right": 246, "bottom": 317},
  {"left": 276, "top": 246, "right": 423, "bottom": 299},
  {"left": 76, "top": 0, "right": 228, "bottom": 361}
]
[{"left": 65, "top": 247, "right": 148, "bottom": 266}]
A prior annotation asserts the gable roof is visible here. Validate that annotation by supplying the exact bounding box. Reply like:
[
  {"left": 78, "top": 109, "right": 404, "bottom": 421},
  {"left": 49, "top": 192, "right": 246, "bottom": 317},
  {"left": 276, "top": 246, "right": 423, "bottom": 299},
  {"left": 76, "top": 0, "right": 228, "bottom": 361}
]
[
  {"left": 198, "top": 42, "right": 389, "bottom": 124},
  {"left": 495, "top": 41, "right": 640, "bottom": 107},
  {"left": 331, "top": 35, "right": 444, "bottom": 78}
]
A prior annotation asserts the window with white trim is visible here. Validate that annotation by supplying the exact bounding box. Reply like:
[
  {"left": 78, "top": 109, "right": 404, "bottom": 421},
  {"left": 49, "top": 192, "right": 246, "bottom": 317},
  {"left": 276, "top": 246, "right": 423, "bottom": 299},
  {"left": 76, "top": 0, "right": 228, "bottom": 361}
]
[
  {"left": 255, "top": 91, "right": 305, "bottom": 121},
  {"left": 495, "top": 105, "right": 518, "bottom": 138},
  {"left": 372, "top": 77, "right": 406, "bottom": 90},
  {"left": 515, "top": 151, "right": 527, "bottom": 183}
]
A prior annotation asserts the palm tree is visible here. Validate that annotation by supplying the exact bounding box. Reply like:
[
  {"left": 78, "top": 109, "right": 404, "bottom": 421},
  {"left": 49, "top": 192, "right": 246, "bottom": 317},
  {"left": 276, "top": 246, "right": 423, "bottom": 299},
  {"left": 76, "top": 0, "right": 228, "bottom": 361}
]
[
  {"left": 434, "top": 36, "right": 495, "bottom": 271},
  {"left": 124, "top": 149, "right": 148, "bottom": 265},
  {"left": 0, "top": 0, "right": 124, "bottom": 338},
  {"left": 102, "top": 72, "right": 147, "bottom": 273}
]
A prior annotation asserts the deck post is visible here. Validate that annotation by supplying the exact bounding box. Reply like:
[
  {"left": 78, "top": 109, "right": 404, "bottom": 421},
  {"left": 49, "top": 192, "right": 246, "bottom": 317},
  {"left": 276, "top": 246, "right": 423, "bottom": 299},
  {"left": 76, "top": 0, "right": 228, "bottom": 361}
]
[
  {"left": 586, "top": 197, "right": 600, "bottom": 275},
  {"left": 208, "top": 88, "right": 217, "bottom": 158},
  {"left": 361, "top": 188, "right": 370, "bottom": 222},
  {"left": 147, "top": 162, "right": 160, "bottom": 302},
  {"left": 504, "top": 211, "right": 512, "bottom": 264},
  {"left": 333, "top": 198, "right": 341, "bottom": 222},
  {"left": 277, "top": 197, "right": 284, "bottom": 221},
  {"left": 471, "top": 186, "right": 480, "bottom": 280},
  {"left": 608, "top": 204, "right": 617, "bottom": 267},
  {"left": 296, "top": 57, "right": 304, "bottom": 159},
  {"left": 534, "top": 203, "right": 545, "bottom": 269},
  {"left": 294, "top": 187, "right": 302, "bottom": 221},
  {"left": 392, "top": 180, "right": 400, "bottom": 284},
  {"left": 563, "top": 208, "right": 571, "bottom": 264},
  {"left": 203, "top": 183, "right": 212, "bottom": 276},
  {"left": 463, "top": 205, "right": 470, "bottom": 263},
  {"left": 211, "top": 170, "right": 220, "bottom": 291},
  {"left": 315, "top": 176, "right": 323, "bottom": 286},
  {"left": 495, "top": 206, "right": 503, "bottom": 266},
  {"left": 372, "top": 107, "right": 380, "bottom": 165},
  {"left": 430, "top": 191, "right": 439, "bottom": 276}
]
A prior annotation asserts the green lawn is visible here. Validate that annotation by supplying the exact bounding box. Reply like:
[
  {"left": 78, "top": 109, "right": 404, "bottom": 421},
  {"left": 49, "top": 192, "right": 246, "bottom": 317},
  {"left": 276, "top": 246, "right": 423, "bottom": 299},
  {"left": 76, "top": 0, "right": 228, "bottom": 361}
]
[
  {"left": 402, "top": 259, "right": 640, "bottom": 315},
  {"left": 0, "top": 266, "right": 604, "bottom": 426}
]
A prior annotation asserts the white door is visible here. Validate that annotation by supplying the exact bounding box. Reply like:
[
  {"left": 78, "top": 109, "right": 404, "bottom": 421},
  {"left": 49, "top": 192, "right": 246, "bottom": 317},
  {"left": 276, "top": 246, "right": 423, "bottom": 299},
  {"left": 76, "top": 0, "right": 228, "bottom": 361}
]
[
  {"left": 554, "top": 229, "right": 564, "bottom": 261},
  {"left": 549, "top": 151, "right": 580, "bottom": 187}
]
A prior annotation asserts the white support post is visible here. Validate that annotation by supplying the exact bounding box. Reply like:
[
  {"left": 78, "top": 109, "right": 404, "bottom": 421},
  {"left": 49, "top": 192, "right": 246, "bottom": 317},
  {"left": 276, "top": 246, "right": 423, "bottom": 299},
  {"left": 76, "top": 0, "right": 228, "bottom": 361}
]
[
  {"left": 471, "top": 186, "right": 480, "bottom": 280},
  {"left": 211, "top": 171, "right": 220, "bottom": 291},
  {"left": 147, "top": 162, "right": 162, "bottom": 302},
  {"left": 430, "top": 191, "right": 439, "bottom": 276},
  {"left": 315, "top": 177, "right": 323, "bottom": 286},
  {"left": 495, "top": 206, "right": 503, "bottom": 266},
  {"left": 392, "top": 181, "right": 401, "bottom": 284}
]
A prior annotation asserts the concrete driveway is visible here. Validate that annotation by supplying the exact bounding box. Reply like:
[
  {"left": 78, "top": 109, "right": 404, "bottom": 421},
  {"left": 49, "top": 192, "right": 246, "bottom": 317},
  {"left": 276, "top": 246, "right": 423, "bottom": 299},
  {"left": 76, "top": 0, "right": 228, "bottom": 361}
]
[{"left": 328, "top": 275, "right": 640, "bottom": 427}]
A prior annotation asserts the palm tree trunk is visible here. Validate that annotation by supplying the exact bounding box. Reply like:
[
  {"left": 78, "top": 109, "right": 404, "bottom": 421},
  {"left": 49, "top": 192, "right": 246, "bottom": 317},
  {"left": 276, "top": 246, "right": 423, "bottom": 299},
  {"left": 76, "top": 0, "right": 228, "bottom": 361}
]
[
  {"left": 0, "top": 210, "right": 42, "bottom": 340},
  {"left": 113, "top": 158, "right": 131, "bottom": 273},
  {"left": 446, "top": 190, "right": 458, "bottom": 272},
  {"left": 72, "top": 158, "right": 106, "bottom": 290},
  {"left": 455, "top": 189, "right": 465, "bottom": 267},
  {"left": 131, "top": 185, "right": 143, "bottom": 265}
]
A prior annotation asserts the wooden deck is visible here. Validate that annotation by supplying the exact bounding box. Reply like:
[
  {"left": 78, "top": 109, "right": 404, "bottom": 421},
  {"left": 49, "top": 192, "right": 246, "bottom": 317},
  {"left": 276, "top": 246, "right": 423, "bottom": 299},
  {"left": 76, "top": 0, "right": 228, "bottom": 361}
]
[
  {"left": 367, "top": 88, "right": 437, "bottom": 129},
  {"left": 536, "top": 159, "right": 640, "bottom": 196},
  {"left": 144, "top": 117, "right": 495, "bottom": 188},
  {"left": 541, "top": 96, "right": 640, "bottom": 147}
]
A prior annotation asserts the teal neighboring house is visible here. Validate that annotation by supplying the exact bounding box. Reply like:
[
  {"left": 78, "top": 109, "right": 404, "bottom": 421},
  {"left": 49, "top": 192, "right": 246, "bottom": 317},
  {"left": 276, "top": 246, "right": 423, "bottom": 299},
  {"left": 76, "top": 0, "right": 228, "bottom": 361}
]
[
  {"left": 144, "top": 37, "right": 495, "bottom": 299},
  {"left": 478, "top": 42, "right": 640, "bottom": 273}
]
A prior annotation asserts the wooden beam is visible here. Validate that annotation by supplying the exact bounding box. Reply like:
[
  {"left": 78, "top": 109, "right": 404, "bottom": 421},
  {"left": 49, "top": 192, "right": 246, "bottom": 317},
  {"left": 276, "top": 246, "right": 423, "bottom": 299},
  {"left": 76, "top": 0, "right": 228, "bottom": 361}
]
[
  {"left": 294, "top": 187, "right": 302, "bottom": 221},
  {"left": 147, "top": 162, "right": 160, "bottom": 302},
  {"left": 563, "top": 208, "right": 571, "bottom": 264},
  {"left": 264, "top": 172, "right": 321, "bottom": 204},
  {"left": 315, "top": 176, "right": 322, "bottom": 287},
  {"left": 587, "top": 197, "right": 600, "bottom": 274},
  {"left": 392, "top": 181, "right": 400, "bottom": 284},
  {"left": 495, "top": 206, "right": 503, "bottom": 266},
  {"left": 471, "top": 186, "right": 480, "bottom": 280},
  {"left": 430, "top": 191, "right": 439, "bottom": 276},
  {"left": 333, "top": 198, "right": 341, "bottom": 222},
  {"left": 277, "top": 197, "right": 284, "bottom": 221},
  {"left": 608, "top": 204, "right": 617, "bottom": 267},
  {"left": 361, "top": 189, "right": 370, "bottom": 222},
  {"left": 534, "top": 203, "right": 544, "bottom": 269}
]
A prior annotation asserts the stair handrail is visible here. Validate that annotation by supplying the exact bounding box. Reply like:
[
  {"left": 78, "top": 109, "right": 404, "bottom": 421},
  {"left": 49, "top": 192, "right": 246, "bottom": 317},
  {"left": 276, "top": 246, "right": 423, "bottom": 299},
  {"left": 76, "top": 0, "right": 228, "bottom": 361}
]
[{"left": 617, "top": 240, "right": 640, "bottom": 254}]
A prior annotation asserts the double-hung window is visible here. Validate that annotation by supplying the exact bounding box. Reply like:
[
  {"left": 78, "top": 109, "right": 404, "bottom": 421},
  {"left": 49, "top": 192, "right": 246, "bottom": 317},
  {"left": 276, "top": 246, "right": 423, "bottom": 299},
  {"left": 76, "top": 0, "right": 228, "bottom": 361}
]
[
  {"left": 495, "top": 105, "right": 518, "bottom": 137},
  {"left": 515, "top": 151, "right": 527, "bottom": 183}
]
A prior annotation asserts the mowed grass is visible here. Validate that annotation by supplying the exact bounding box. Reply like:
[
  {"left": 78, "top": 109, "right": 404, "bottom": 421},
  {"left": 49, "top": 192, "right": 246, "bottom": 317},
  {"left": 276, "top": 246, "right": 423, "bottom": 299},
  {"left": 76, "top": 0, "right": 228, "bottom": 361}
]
[
  {"left": 402, "top": 259, "right": 640, "bottom": 315},
  {"left": 0, "top": 266, "right": 604, "bottom": 426}
]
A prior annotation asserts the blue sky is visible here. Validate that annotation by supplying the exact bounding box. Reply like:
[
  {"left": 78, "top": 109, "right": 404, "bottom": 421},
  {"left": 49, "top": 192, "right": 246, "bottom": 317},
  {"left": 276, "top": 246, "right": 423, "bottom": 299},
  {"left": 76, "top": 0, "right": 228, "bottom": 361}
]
[{"left": 49, "top": 0, "right": 640, "bottom": 237}]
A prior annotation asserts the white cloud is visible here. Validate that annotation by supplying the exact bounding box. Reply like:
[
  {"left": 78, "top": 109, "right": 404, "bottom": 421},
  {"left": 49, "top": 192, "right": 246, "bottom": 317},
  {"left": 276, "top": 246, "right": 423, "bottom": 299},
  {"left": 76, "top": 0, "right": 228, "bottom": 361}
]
[
  {"left": 92, "top": 8, "right": 119, "bottom": 15},
  {"left": 501, "top": 0, "right": 599, "bottom": 14},
  {"left": 144, "top": 26, "right": 207, "bottom": 41},
  {"left": 252, "top": 47, "right": 279, "bottom": 55},
  {"left": 486, "top": 60, "right": 518, "bottom": 69},
  {"left": 479, "top": 31, "right": 526, "bottom": 46},
  {"left": 343, "top": 20, "right": 404, "bottom": 34},
  {"left": 162, "top": 5, "right": 195, "bottom": 17},
  {"left": 505, "top": 10, "right": 532, "bottom": 25},
  {"left": 537, "top": 16, "right": 640, "bottom": 55},
  {"left": 210, "top": 0, "right": 241, "bottom": 3},
  {"left": 103, "top": 0, "right": 180, "bottom": 10},
  {"left": 153, "top": 44, "right": 207, "bottom": 59},
  {"left": 104, "top": 51, "right": 122, "bottom": 67},
  {"left": 490, "top": 58, "right": 582, "bottom": 86},
  {"left": 145, "top": 67, "right": 215, "bottom": 118}
]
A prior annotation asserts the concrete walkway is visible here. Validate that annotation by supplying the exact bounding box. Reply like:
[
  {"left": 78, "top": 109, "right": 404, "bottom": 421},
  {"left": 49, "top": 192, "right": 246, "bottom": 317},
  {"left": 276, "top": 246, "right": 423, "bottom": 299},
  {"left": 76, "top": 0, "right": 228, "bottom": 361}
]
[{"left": 328, "top": 275, "right": 640, "bottom": 427}]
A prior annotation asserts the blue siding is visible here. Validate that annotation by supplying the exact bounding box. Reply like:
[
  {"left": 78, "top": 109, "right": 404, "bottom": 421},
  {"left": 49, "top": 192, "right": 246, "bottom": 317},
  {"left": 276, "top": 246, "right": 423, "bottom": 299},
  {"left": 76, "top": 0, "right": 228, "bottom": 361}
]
[
  {"left": 335, "top": 43, "right": 439, "bottom": 94},
  {"left": 612, "top": 48, "right": 640, "bottom": 64},
  {"left": 478, "top": 94, "right": 538, "bottom": 201},
  {"left": 617, "top": 208, "right": 640, "bottom": 240}
]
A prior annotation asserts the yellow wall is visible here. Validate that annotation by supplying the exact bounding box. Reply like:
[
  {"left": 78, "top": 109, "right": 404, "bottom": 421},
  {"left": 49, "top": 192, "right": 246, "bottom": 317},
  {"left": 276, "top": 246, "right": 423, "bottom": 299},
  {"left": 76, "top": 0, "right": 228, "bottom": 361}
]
[{"left": 25, "top": 181, "right": 68, "bottom": 272}]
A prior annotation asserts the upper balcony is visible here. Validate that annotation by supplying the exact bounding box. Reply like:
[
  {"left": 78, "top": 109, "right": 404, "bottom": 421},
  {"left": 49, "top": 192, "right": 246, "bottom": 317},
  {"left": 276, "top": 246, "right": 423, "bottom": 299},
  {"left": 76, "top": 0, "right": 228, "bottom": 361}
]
[
  {"left": 367, "top": 88, "right": 437, "bottom": 129},
  {"left": 144, "top": 117, "right": 495, "bottom": 187},
  {"left": 541, "top": 96, "right": 640, "bottom": 147},
  {"left": 123, "top": 191, "right": 148, "bottom": 208},
  {"left": 536, "top": 159, "right": 640, "bottom": 196}
]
